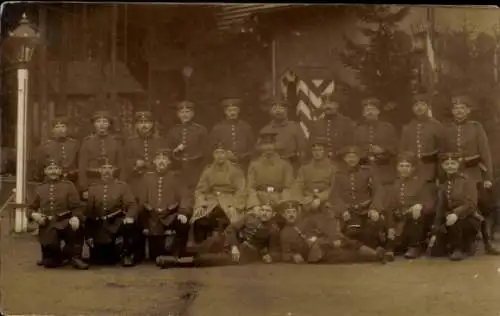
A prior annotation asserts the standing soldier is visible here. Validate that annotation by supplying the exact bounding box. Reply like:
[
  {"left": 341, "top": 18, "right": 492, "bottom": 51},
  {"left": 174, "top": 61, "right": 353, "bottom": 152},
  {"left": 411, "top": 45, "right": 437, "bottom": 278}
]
[
  {"left": 78, "top": 110, "right": 124, "bottom": 197},
  {"left": 27, "top": 159, "right": 88, "bottom": 269},
  {"left": 166, "top": 100, "right": 209, "bottom": 194},
  {"left": 400, "top": 93, "right": 445, "bottom": 183},
  {"left": 293, "top": 137, "right": 337, "bottom": 213},
  {"left": 307, "top": 91, "right": 357, "bottom": 159},
  {"left": 355, "top": 97, "right": 398, "bottom": 186},
  {"left": 247, "top": 131, "right": 294, "bottom": 217},
  {"left": 442, "top": 95, "right": 499, "bottom": 255},
  {"left": 85, "top": 160, "right": 139, "bottom": 267},
  {"left": 260, "top": 99, "right": 308, "bottom": 169},
  {"left": 209, "top": 98, "right": 255, "bottom": 172},
  {"left": 34, "top": 117, "right": 79, "bottom": 184}
]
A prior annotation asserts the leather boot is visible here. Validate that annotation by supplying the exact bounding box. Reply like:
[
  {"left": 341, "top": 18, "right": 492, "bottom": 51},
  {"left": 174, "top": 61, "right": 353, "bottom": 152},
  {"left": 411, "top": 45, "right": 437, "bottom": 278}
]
[
  {"left": 449, "top": 249, "right": 465, "bottom": 261},
  {"left": 484, "top": 243, "right": 500, "bottom": 255},
  {"left": 404, "top": 247, "right": 421, "bottom": 259},
  {"left": 71, "top": 257, "right": 89, "bottom": 270}
]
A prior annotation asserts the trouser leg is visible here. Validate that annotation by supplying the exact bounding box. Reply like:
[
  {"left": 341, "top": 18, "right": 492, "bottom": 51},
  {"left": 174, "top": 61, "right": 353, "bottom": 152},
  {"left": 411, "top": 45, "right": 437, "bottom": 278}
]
[
  {"left": 60, "top": 227, "right": 89, "bottom": 269},
  {"left": 148, "top": 235, "right": 166, "bottom": 261}
]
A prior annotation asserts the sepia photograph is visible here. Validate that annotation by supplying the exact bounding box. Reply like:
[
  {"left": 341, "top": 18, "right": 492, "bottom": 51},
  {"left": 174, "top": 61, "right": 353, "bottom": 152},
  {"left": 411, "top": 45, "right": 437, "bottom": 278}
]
[{"left": 1, "top": 3, "right": 500, "bottom": 315}]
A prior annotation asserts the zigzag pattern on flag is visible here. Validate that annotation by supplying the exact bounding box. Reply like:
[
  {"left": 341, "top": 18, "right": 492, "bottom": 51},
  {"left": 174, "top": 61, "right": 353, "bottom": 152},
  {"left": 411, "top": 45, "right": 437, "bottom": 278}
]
[{"left": 281, "top": 71, "right": 334, "bottom": 138}]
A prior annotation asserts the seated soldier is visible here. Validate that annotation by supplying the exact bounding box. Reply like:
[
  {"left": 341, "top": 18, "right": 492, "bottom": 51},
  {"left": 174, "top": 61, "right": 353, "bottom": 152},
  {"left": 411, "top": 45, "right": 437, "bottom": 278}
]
[
  {"left": 85, "top": 159, "right": 139, "bottom": 267},
  {"left": 384, "top": 152, "right": 435, "bottom": 259},
  {"left": 329, "top": 146, "right": 393, "bottom": 261},
  {"left": 137, "top": 149, "right": 193, "bottom": 267},
  {"left": 280, "top": 201, "right": 386, "bottom": 264},
  {"left": 190, "top": 142, "right": 247, "bottom": 249},
  {"left": 428, "top": 152, "right": 484, "bottom": 261},
  {"left": 225, "top": 205, "right": 281, "bottom": 264},
  {"left": 27, "top": 159, "right": 88, "bottom": 269}
]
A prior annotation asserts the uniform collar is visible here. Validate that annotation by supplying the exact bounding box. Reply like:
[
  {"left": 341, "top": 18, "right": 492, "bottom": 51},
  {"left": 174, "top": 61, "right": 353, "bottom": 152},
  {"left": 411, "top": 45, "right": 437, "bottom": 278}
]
[
  {"left": 312, "top": 158, "right": 329, "bottom": 166},
  {"left": 453, "top": 118, "right": 469, "bottom": 125},
  {"left": 270, "top": 119, "right": 288, "bottom": 127}
]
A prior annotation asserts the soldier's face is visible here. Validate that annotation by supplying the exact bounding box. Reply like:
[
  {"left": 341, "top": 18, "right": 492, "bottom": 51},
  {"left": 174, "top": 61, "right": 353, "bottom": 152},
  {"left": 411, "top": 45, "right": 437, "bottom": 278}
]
[
  {"left": 260, "top": 142, "right": 276, "bottom": 154},
  {"left": 44, "top": 165, "right": 62, "bottom": 179},
  {"left": 258, "top": 208, "right": 274, "bottom": 222},
  {"left": 283, "top": 208, "right": 298, "bottom": 224},
  {"left": 100, "top": 165, "right": 114, "bottom": 179},
  {"left": 213, "top": 148, "right": 227, "bottom": 163},
  {"left": 311, "top": 145, "right": 325, "bottom": 160},
  {"left": 154, "top": 155, "right": 170, "bottom": 171},
  {"left": 136, "top": 120, "right": 154, "bottom": 134},
  {"left": 224, "top": 106, "right": 240, "bottom": 120},
  {"left": 412, "top": 102, "right": 429, "bottom": 116},
  {"left": 52, "top": 123, "right": 68, "bottom": 138},
  {"left": 363, "top": 105, "right": 380, "bottom": 121},
  {"left": 94, "top": 118, "right": 110, "bottom": 133},
  {"left": 442, "top": 159, "right": 460, "bottom": 174},
  {"left": 270, "top": 105, "right": 287, "bottom": 119},
  {"left": 452, "top": 104, "right": 470, "bottom": 121},
  {"left": 343, "top": 153, "right": 360, "bottom": 167},
  {"left": 178, "top": 109, "right": 194, "bottom": 123},
  {"left": 397, "top": 161, "right": 414, "bottom": 178},
  {"left": 323, "top": 102, "right": 339, "bottom": 115}
]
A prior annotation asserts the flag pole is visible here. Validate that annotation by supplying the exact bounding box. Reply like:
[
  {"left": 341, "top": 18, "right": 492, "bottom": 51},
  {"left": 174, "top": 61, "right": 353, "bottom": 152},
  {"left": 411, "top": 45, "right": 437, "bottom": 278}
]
[{"left": 271, "top": 38, "right": 277, "bottom": 97}]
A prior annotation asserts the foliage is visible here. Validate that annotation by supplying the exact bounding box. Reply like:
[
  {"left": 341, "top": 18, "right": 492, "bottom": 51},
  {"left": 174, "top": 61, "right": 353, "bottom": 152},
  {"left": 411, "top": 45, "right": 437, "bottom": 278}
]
[{"left": 340, "top": 5, "right": 416, "bottom": 127}]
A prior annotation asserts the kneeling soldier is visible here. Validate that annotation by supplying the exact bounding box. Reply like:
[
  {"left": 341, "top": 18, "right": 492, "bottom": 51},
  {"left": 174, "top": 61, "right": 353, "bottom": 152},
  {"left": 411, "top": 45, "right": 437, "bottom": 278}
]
[
  {"left": 27, "top": 159, "right": 88, "bottom": 269},
  {"left": 225, "top": 205, "right": 281, "bottom": 264},
  {"left": 329, "top": 146, "right": 392, "bottom": 261},
  {"left": 138, "top": 149, "right": 193, "bottom": 266},
  {"left": 384, "top": 152, "right": 435, "bottom": 259},
  {"left": 85, "top": 159, "right": 139, "bottom": 267},
  {"left": 428, "top": 152, "right": 484, "bottom": 261}
]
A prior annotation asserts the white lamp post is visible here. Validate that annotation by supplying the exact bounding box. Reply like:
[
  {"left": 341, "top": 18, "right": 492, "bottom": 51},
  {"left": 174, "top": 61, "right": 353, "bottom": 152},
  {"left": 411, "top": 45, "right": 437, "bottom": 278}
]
[{"left": 4, "top": 13, "right": 40, "bottom": 232}]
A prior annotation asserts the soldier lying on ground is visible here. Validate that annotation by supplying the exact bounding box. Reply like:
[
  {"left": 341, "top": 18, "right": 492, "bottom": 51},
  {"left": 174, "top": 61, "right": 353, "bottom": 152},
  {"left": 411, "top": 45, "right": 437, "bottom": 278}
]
[
  {"left": 383, "top": 152, "right": 435, "bottom": 259},
  {"left": 428, "top": 152, "right": 484, "bottom": 261},
  {"left": 84, "top": 159, "right": 139, "bottom": 267},
  {"left": 279, "top": 201, "right": 387, "bottom": 264},
  {"left": 27, "top": 159, "right": 88, "bottom": 269},
  {"left": 329, "top": 145, "right": 393, "bottom": 262},
  {"left": 137, "top": 149, "right": 193, "bottom": 268}
]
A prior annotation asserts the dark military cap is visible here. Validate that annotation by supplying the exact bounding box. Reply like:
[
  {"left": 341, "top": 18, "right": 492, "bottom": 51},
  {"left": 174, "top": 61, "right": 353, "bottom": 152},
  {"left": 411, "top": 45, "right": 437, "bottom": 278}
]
[
  {"left": 213, "top": 141, "right": 228, "bottom": 151},
  {"left": 439, "top": 152, "right": 462, "bottom": 162},
  {"left": 44, "top": 158, "right": 61, "bottom": 168},
  {"left": 362, "top": 97, "right": 381, "bottom": 109},
  {"left": 397, "top": 151, "right": 418, "bottom": 165},
  {"left": 99, "top": 157, "right": 115, "bottom": 168},
  {"left": 155, "top": 148, "right": 171, "bottom": 158},
  {"left": 269, "top": 98, "right": 288, "bottom": 108},
  {"left": 282, "top": 200, "right": 300, "bottom": 212},
  {"left": 52, "top": 116, "right": 69, "bottom": 127},
  {"left": 451, "top": 95, "right": 473, "bottom": 107},
  {"left": 412, "top": 93, "right": 430, "bottom": 104},
  {"left": 258, "top": 130, "right": 278, "bottom": 143},
  {"left": 177, "top": 100, "right": 195, "bottom": 111},
  {"left": 91, "top": 110, "right": 112, "bottom": 122},
  {"left": 337, "top": 145, "right": 362, "bottom": 157},
  {"left": 135, "top": 111, "right": 153, "bottom": 121},
  {"left": 310, "top": 137, "right": 329, "bottom": 148},
  {"left": 221, "top": 98, "right": 242, "bottom": 109}
]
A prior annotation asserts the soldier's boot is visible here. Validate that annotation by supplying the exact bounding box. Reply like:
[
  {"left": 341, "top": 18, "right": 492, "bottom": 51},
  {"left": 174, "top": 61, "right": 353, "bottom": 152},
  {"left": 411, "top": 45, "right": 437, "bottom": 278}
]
[
  {"left": 484, "top": 243, "right": 500, "bottom": 255},
  {"left": 404, "top": 247, "right": 421, "bottom": 259},
  {"left": 71, "top": 257, "right": 89, "bottom": 270},
  {"left": 383, "top": 248, "right": 395, "bottom": 262},
  {"left": 449, "top": 249, "right": 465, "bottom": 261},
  {"left": 37, "top": 245, "right": 46, "bottom": 266},
  {"left": 357, "top": 245, "right": 386, "bottom": 264},
  {"left": 42, "top": 246, "right": 64, "bottom": 268}
]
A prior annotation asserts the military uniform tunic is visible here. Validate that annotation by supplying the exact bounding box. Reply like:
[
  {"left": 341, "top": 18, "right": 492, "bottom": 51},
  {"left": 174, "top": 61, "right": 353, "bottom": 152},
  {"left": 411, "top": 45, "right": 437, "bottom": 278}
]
[
  {"left": 260, "top": 120, "right": 308, "bottom": 163},
  {"left": 78, "top": 134, "right": 124, "bottom": 191},
  {"left": 193, "top": 161, "right": 247, "bottom": 224},
  {"left": 307, "top": 114, "right": 357, "bottom": 157},
  {"left": 209, "top": 119, "right": 255, "bottom": 165},
  {"left": 35, "top": 137, "right": 79, "bottom": 181},
  {"left": 400, "top": 117, "right": 445, "bottom": 181},
  {"left": 355, "top": 120, "right": 398, "bottom": 185},
  {"left": 246, "top": 153, "right": 294, "bottom": 209},
  {"left": 294, "top": 158, "right": 336, "bottom": 210},
  {"left": 442, "top": 120, "right": 493, "bottom": 183}
]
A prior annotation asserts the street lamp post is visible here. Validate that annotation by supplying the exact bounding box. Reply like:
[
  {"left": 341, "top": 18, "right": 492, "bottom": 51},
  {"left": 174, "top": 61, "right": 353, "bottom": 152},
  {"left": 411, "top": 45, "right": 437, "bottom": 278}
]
[{"left": 4, "top": 13, "right": 40, "bottom": 233}]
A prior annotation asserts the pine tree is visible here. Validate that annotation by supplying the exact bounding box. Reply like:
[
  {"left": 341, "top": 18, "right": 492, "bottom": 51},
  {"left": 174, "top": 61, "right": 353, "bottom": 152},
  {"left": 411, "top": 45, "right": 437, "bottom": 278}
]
[{"left": 340, "top": 5, "right": 416, "bottom": 126}]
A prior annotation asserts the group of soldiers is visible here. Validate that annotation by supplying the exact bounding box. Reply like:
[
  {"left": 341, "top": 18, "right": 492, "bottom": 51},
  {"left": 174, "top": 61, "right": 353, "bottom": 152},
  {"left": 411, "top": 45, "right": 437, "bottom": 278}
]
[{"left": 29, "top": 91, "right": 500, "bottom": 270}]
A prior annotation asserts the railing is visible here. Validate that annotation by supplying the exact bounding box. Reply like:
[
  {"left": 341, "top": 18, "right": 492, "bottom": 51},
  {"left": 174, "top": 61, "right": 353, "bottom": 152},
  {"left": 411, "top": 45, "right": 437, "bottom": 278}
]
[{"left": 0, "top": 176, "right": 39, "bottom": 234}]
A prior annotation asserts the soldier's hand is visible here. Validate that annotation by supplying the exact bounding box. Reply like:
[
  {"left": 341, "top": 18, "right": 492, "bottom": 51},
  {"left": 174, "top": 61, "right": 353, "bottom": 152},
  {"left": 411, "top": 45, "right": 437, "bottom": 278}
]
[
  {"left": 483, "top": 180, "right": 493, "bottom": 189},
  {"left": 82, "top": 191, "right": 89, "bottom": 200},
  {"left": 293, "top": 253, "right": 305, "bottom": 264},
  {"left": 410, "top": 204, "right": 423, "bottom": 220},
  {"left": 332, "top": 240, "right": 342, "bottom": 248},
  {"left": 86, "top": 238, "right": 94, "bottom": 248},
  {"left": 68, "top": 216, "right": 80, "bottom": 230},
  {"left": 262, "top": 254, "right": 273, "bottom": 264},
  {"left": 307, "top": 236, "right": 318, "bottom": 247},
  {"left": 177, "top": 214, "right": 188, "bottom": 224},
  {"left": 311, "top": 198, "right": 321, "bottom": 210},
  {"left": 230, "top": 246, "right": 240, "bottom": 262},
  {"left": 123, "top": 217, "right": 135, "bottom": 225},
  {"left": 342, "top": 211, "right": 351, "bottom": 222},
  {"left": 31, "top": 212, "right": 45, "bottom": 225},
  {"left": 174, "top": 143, "right": 185, "bottom": 153},
  {"left": 446, "top": 213, "right": 458, "bottom": 226},
  {"left": 368, "top": 209, "right": 380, "bottom": 222},
  {"left": 387, "top": 228, "right": 396, "bottom": 240},
  {"left": 370, "top": 145, "right": 384, "bottom": 154},
  {"left": 135, "top": 159, "right": 145, "bottom": 168}
]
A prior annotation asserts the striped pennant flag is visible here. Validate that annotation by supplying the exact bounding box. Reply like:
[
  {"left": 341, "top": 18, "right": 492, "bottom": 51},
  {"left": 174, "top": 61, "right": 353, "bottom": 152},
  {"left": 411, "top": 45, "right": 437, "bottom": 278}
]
[{"left": 280, "top": 68, "right": 335, "bottom": 138}]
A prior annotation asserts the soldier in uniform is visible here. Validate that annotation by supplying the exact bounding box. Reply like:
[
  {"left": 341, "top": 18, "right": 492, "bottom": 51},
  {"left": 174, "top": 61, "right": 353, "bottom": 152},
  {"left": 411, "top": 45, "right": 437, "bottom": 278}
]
[
  {"left": 246, "top": 131, "right": 294, "bottom": 220},
  {"left": 400, "top": 93, "right": 445, "bottom": 183},
  {"left": 85, "top": 160, "right": 139, "bottom": 267},
  {"left": 428, "top": 152, "right": 484, "bottom": 261},
  {"left": 34, "top": 117, "right": 79, "bottom": 184},
  {"left": 209, "top": 98, "right": 255, "bottom": 172},
  {"left": 328, "top": 146, "right": 392, "bottom": 261},
  {"left": 442, "top": 95, "right": 499, "bottom": 255},
  {"left": 307, "top": 91, "right": 357, "bottom": 159},
  {"left": 383, "top": 152, "right": 435, "bottom": 259},
  {"left": 355, "top": 97, "right": 398, "bottom": 186},
  {"left": 260, "top": 99, "right": 308, "bottom": 169},
  {"left": 27, "top": 159, "right": 88, "bottom": 269},
  {"left": 78, "top": 110, "right": 124, "bottom": 197},
  {"left": 166, "top": 100, "right": 209, "bottom": 193},
  {"left": 137, "top": 149, "right": 193, "bottom": 266},
  {"left": 191, "top": 142, "right": 247, "bottom": 248},
  {"left": 293, "top": 137, "right": 336, "bottom": 213}
]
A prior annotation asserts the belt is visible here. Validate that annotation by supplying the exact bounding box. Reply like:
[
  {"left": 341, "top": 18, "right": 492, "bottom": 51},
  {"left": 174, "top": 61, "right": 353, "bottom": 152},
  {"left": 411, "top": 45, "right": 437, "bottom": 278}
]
[
  {"left": 144, "top": 204, "right": 178, "bottom": 213},
  {"left": 242, "top": 240, "right": 257, "bottom": 251},
  {"left": 99, "top": 209, "right": 125, "bottom": 220},
  {"left": 212, "top": 190, "right": 236, "bottom": 196},
  {"left": 255, "top": 185, "right": 283, "bottom": 193},
  {"left": 463, "top": 155, "right": 481, "bottom": 168},
  {"left": 419, "top": 152, "right": 438, "bottom": 164},
  {"left": 45, "top": 210, "right": 73, "bottom": 221},
  {"left": 348, "top": 199, "right": 371, "bottom": 211}
]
